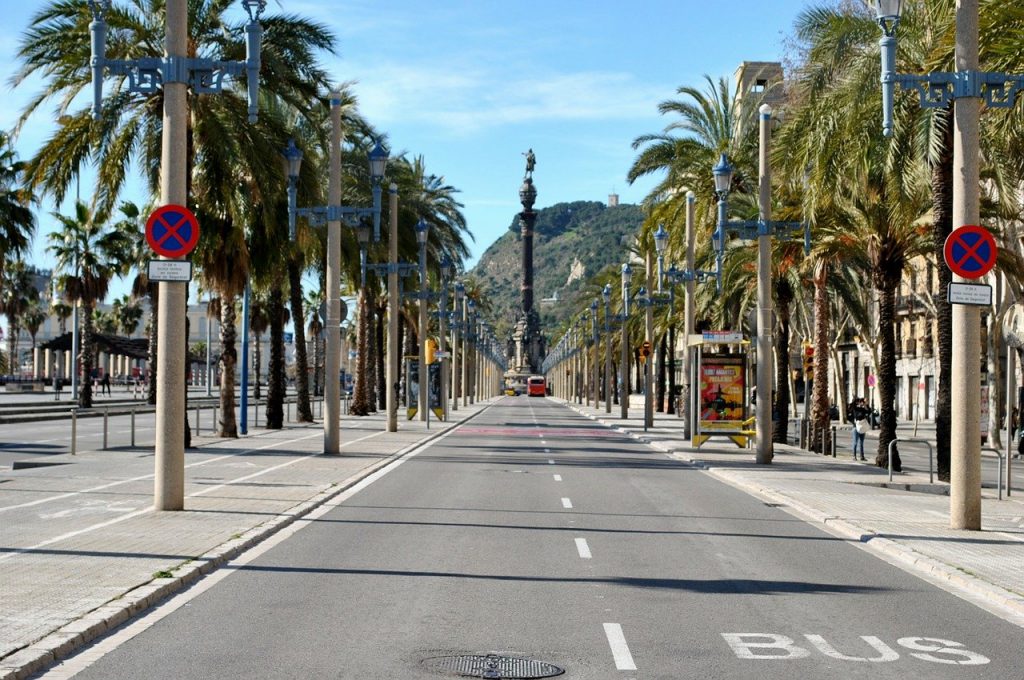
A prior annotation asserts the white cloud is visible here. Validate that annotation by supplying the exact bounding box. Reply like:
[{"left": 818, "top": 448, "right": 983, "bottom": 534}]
[{"left": 341, "top": 57, "right": 664, "bottom": 137}]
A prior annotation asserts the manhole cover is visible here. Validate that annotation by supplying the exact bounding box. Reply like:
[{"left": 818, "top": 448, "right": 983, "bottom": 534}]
[{"left": 423, "top": 653, "right": 564, "bottom": 678}]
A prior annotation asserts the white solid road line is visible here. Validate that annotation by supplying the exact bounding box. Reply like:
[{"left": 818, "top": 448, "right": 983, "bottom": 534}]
[
  {"left": 575, "top": 537, "right": 591, "bottom": 559},
  {"left": 553, "top": 474, "right": 562, "bottom": 481},
  {"left": 548, "top": 459, "right": 555, "bottom": 465},
  {"left": 561, "top": 497, "right": 573, "bottom": 509},
  {"left": 603, "top": 623, "right": 638, "bottom": 671}
]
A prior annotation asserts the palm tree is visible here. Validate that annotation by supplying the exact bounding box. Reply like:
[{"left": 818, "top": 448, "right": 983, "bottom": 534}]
[
  {"left": 112, "top": 294, "right": 144, "bottom": 337},
  {"left": 47, "top": 200, "right": 131, "bottom": 407},
  {"left": 17, "top": 1, "right": 336, "bottom": 434},
  {"left": 1, "top": 262, "right": 35, "bottom": 372},
  {"left": 22, "top": 297, "right": 48, "bottom": 379},
  {"left": 0, "top": 130, "right": 35, "bottom": 294},
  {"left": 304, "top": 287, "right": 324, "bottom": 397}
]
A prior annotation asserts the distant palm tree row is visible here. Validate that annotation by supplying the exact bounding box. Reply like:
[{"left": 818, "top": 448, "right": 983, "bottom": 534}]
[
  {"left": 0, "top": 1, "right": 479, "bottom": 431},
  {"left": 555, "top": 0, "right": 1024, "bottom": 477}
]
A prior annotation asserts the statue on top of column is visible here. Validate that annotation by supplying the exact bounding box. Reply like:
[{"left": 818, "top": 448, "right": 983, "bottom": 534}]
[{"left": 523, "top": 148, "right": 536, "bottom": 180}]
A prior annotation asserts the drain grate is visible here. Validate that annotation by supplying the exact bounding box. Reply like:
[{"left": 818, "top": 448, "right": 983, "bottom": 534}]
[{"left": 423, "top": 653, "right": 564, "bottom": 678}]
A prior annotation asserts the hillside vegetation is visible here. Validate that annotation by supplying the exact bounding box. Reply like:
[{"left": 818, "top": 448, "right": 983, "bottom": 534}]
[{"left": 470, "top": 200, "right": 643, "bottom": 341}]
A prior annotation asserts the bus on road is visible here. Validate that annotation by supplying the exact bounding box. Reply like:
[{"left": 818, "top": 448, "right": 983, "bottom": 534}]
[{"left": 527, "top": 376, "right": 547, "bottom": 397}]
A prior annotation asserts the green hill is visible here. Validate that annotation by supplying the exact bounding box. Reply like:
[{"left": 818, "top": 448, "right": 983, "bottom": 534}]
[{"left": 470, "top": 200, "right": 643, "bottom": 342}]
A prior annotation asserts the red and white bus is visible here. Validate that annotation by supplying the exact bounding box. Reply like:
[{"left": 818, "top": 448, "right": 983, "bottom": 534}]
[{"left": 527, "top": 376, "right": 547, "bottom": 397}]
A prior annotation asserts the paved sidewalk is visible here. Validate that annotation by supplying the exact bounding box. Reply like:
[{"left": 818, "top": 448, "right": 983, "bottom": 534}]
[
  {"left": 0, "top": 399, "right": 496, "bottom": 680},
  {"left": 560, "top": 397, "right": 1024, "bottom": 629}
]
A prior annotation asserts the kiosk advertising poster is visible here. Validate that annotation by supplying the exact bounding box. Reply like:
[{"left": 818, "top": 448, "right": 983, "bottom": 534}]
[
  {"left": 697, "top": 353, "right": 748, "bottom": 446},
  {"left": 405, "top": 359, "right": 444, "bottom": 420}
]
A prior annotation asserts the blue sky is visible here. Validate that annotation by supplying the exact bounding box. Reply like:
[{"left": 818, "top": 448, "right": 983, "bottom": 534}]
[{"left": 2, "top": 0, "right": 814, "bottom": 299}]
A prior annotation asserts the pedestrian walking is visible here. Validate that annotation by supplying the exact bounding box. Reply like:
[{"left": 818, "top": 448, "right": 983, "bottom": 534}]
[
  {"left": 52, "top": 374, "right": 62, "bottom": 401},
  {"left": 100, "top": 373, "right": 111, "bottom": 396},
  {"left": 849, "top": 397, "right": 871, "bottom": 461}
]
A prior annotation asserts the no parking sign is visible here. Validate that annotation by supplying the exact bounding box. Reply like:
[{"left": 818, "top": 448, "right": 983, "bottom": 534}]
[{"left": 146, "top": 204, "right": 200, "bottom": 258}]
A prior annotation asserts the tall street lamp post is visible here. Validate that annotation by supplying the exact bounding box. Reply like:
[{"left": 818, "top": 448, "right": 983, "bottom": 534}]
[
  {"left": 88, "top": 0, "right": 267, "bottom": 510},
  {"left": 285, "top": 128, "right": 388, "bottom": 451},
  {"left": 713, "top": 119, "right": 808, "bottom": 465},
  {"left": 661, "top": 193, "right": 721, "bottom": 438},
  {"left": 602, "top": 284, "right": 613, "bottom": 414},
  {"left": 872, "top": 0, "right": 1023, "bottom": 528},
  {"left": 416, "top": 219, "right": 430, "bottom": 421},
  {"left": 620, "top": 264, "right": 633, "bottom": 420},
  {"left": 590, "top": 299, "right": 599, "bottom": 407},
  {"left": 452, "top": 282, "right": 465, "bottom": 410}
]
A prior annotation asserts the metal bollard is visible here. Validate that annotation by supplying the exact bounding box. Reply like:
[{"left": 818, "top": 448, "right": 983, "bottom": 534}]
[
  {"left": 213, "top": 405, "right": 218, "bottom": 434},
  {"left": 287, "top": 401, "right": 291, "bottom": 422},
  {"left": 71, "top": 408, "right": 78, "bottom": 455},
  {"left": 831, "top": 426, "right": 837, "bottom": 458},
  {"left": 255, "top": 401, "right": 259, "bottom": 427},
  {"left": 131, "top": 409, "right": 136, "bottom": 447},
  {"left": 196, "top": 404, "right": 201, "bottom": 436},
  {"left": 821, "top": 428, "right": 827, "bottom": 456},
  {"left": 103, "top": 408, "right": 109, "bottom": 450}
]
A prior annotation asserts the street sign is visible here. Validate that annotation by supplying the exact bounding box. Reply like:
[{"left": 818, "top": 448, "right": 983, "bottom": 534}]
[
  {"left": 944, "top": 225, "right": 996, "bottom": 279},
  {"left": 435, "top": 351, "right": 451, "bottom": 359},
  {"left": 702, "top": 330, "right": 744, "bottom": 344},
  {"left": 147, "top": 260, "right": 192, "bottom": 282},
  {"left": 947, "top": 282, "right": 992, "bottom": 306},
  {"left": 146, "top": 204, "right": 200, "bottom": 258}
]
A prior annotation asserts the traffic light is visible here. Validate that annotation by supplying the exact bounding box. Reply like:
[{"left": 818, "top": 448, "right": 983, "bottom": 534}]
[
  {"left": 425, "top": 338, "right": 437, "bottom": 365},
  {"left": 640, "top": 340, "right": 652, "bottom": 363},
  {"left": 802, "top": 344, "right": 814, "bottom": 376}
]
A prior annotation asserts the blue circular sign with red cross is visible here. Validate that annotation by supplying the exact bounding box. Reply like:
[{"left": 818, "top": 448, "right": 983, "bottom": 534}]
[
  {"left": 146, "top": 204, "right": 200, "bottom": 258},
  {"left": 944, "top": 225, "right": 996, "bottom": 279}
]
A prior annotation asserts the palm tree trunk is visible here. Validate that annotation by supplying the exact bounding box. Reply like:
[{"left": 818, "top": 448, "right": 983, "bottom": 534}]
[
  {"left": 253, "top": 334, "right": 262, "bottom": 400},
  {"left": 148, "top": 287, "right": 159, "bottom": 405},
  {"left": 287, "top": 259, "right": 313, "bottom": 422},
  {"left": 811, "top": 264, "right": 831, "bottom": 453},
  {"left": 350, "top": 289, "right": 372, "bottom": 416},
  {"left": 667, "top": 324, "right": 677, "bottom": 414},
  {"left": 932, "top": 104, "right": 954, "bottom": 482},
  {"left": 376, "top": 295, "right": 386, "bottom": 411},
  {"left": 876, "top": 282, "right": 902, "bottom": 471},
  {"left": 656, "top": 333, "right": 667, "bottom": 412},
  {"left": 266, "top": 285, "right": 285, "bottom": 429},
  {"left": 79, "top": 303, "right": 95, "bottom": 408},
  {"left": 773, "top": 281, "right": 793, "bottom": 445},
  {"left": 218, "top": 293, "right": 238, "bottom": 438},
  {"left": 365, "top": 292, "right": 378, "bottom": 413}
]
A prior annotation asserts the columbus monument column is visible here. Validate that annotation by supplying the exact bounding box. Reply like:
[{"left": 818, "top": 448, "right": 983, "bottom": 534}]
[{"left": 508, "top": 149, "right": 546, "bottom": 378}]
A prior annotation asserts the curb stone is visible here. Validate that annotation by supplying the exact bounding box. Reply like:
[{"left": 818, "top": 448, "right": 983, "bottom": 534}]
[{"left": 1, "top": 405, "right": 491, "bottom": 680}]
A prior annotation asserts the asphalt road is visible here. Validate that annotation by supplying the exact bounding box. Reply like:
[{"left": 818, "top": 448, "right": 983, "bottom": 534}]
[{"left": 38, "top": 398, "right": 1024, "bottom": 678}]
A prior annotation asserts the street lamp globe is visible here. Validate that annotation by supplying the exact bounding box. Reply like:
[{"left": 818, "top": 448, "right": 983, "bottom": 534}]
[
  {"left": 712, "top": 153, "right": 733, "bottom": 197},
  {"left": 455, "top": 281, "right": 465, "bottom": 301},
  {"left": 590, "top": 299, "right": 599, "bottom": 314},
  {"left": 284, "top": 138, "right": 303, "bottom": 181},
  {"left": 416, "top": 218, "right": 430, "bottom": 245},
  {"left": 368, "top": 140, "right": 389, "bottom": 182},
  {"left": 621, "top": 262, "right": 633, "bottom": 286},
  {"left": 637, "top": 287, "right": 648, "bottom": 305},
  {"left": 653, "top": 224, "right": 668, "bottom": 254},
  {"left": 712, "top": 225, "right": 724, "bottom": 253},
  {"left": 602, "top": 284, "right": 612, "bottom": 304}
]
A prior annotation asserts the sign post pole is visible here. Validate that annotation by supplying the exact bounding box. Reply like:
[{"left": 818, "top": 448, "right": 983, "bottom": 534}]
[{"left": 154, "top": 0, "right": 188, "bottom": 511}]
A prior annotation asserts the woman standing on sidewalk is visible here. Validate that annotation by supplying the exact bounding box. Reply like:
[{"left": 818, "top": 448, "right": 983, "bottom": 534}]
[{"left": 849, "top": 397, "right": 871, "bottom": 461}]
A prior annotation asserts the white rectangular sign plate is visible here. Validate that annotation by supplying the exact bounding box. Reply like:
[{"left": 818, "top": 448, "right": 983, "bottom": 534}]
[
  {"left": 702, "top": 330, "right": 744, "bottom": 344},
  {"left": 148, "top": 260, "right": 193, "bottom": 283},
  {"left": 947, "top": 282, "right": 991, "bottom": 306}
]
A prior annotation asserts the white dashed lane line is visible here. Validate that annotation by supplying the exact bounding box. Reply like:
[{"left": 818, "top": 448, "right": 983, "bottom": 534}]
[
  {"left": 553, "top": 474, "right": 562, "bottom": 482},
  {"left": 604, "top": 623, "right": 637, "bottom": 670},
  {"left": 561, "top": 497, "right": 573, "bottom": 509},
  {"left": 575, "top": 538, "right": 592, "bottom": 559}
]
